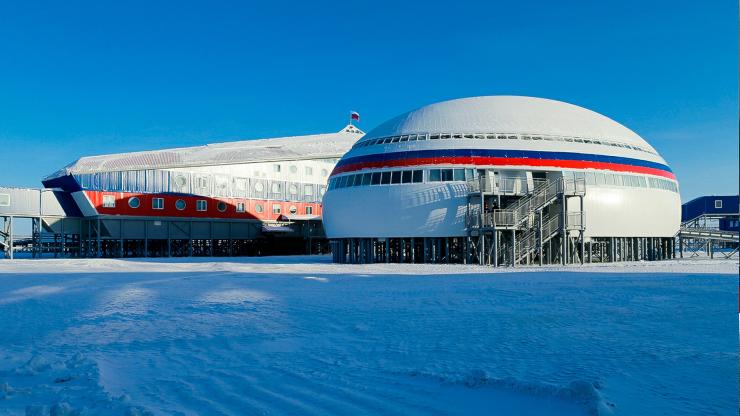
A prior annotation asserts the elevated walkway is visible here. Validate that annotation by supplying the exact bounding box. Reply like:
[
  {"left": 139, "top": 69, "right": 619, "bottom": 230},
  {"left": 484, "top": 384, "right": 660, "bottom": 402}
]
[{"left": 677, "top": 224, "right": 738, "bottom": 259}]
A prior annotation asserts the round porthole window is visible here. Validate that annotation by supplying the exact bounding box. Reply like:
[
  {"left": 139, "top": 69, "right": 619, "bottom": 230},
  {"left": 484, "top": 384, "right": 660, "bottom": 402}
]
[
  {"left": 128, "top": 197, "right": 140, "bottom": 208},
  {"left": 175, "top": 199, "right": 186, "bottom": 210},
  {"left": 175, "top": 175, "right": 187, "bottom": 187},
  {"left": 255, "top": 204, "right": 264, "bottom": 213},
  {"left": 217, "top": 201, "right": 227, "bottom": 212},
  {"left": 289, "top": 205, "right": 297, "bottom": 214},
  {"left": 289, "top": 165, "right": 298, "bottom": 174}
]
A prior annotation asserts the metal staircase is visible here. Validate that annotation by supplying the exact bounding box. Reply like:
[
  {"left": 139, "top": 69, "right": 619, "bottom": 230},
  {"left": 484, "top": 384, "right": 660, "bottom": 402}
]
[
  {"left": 490, "top": 178, "right": 566, "bottom": 229},
  {"left": 466, "top": 174, "right": 586, "bottom": 266}
]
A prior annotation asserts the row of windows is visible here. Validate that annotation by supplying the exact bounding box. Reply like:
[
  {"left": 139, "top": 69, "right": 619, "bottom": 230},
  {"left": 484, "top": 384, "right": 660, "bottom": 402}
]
[
  {"left": 101, "top": 195, "right": 314, "bottom": 215},
  {"left": 76, "top": 170, "right": 327, "bottom": 203},
  {"left": 351, "top": 132, "right": 656, "bottom": 155},
  {"left": 328, "top": 168, "right": 477, "bottom": 190},
  {"left": 273, "top": 164, "right": 328, "bottom": 177},
  {"left": 329, "top": 168, "right": 679, "bottom": 193},
  {"left": 562, "top": 171, "right": 678, "bottom": 193}
]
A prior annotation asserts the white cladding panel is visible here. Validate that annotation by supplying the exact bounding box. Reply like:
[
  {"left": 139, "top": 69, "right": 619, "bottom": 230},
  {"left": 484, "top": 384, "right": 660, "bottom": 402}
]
[
  {"left": 579, "top": 187, "right": 681, "bottom": 237},
  {"left": 323, "top": 183, "right": 681, "bottom": 238},
  {"left": 363, "top": 96, "right": 652, "bottom": 148},
  {"left": 323, "top": 183, "right": 471, "bottom": 238}
]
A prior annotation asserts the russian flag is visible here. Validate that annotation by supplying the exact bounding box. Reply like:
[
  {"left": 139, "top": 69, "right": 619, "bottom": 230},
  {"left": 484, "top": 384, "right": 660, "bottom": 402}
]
[{"left": 350, "top": 111, "right": 360, "bottom": 121}]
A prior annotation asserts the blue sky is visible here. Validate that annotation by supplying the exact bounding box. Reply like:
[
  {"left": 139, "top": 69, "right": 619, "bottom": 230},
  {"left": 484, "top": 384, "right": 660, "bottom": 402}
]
[{"left": 0, "top": 0, "right": 736, "bottom": 200}]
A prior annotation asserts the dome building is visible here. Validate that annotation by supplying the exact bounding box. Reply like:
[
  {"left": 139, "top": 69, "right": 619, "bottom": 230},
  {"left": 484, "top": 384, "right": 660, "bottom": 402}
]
[{"left": 323, "top": 96, "right": 680, "bottom": 265}]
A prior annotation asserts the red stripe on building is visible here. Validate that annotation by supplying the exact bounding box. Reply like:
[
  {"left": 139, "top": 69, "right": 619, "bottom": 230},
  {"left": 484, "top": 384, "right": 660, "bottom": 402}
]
[{"left": 84, "top": 191, "right": 322, "bottom": 221}]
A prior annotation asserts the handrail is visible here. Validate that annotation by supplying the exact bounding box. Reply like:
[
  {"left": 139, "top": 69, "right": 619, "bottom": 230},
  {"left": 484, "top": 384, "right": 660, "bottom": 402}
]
[
  {"left": 515, "top": 214, "right": 561, "bottom": 259},
  {"left": 467, "top": 176, "right": 547, "bottom": 195},
  {"left": 491, "top": 178, "right": 586, "bottom": 228}
]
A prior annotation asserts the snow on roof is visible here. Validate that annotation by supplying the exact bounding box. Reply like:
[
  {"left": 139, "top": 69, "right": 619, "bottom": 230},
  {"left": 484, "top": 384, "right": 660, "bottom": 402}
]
[
  {"left": 48, "top": 125, "right": 364, "bottom": 178},
  {"left": 362, "top": 96, "right": 653, "bottom": 149}
]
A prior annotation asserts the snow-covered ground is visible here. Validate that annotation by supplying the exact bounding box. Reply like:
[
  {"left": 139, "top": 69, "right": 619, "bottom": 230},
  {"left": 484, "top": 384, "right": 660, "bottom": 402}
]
[{"left": 0, "top": 256, "right": 736, "bottom": 415}]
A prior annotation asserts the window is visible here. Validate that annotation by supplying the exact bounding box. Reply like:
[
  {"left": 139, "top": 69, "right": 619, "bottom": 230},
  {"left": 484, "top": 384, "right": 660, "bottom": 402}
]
[
  {"left": 305, "top": 206, "right": 313, "bottom": 215},
  {"left": 174, "top": 174, "right": 187, "bottom": 188},
  {"left": 412, "top": 170, "right": 424, "bottom": 183},
  {"left": 429, "top": 169, "right": 441, "bottom": 182},
  {"left": 217, "top": 201, "right": 227, "bottom": 212},
  {"left": 351, "top": 175, "right": 362, "bottom": 187},
  {"left": 305, "top": 166, "right": 313, "bottom": 176},
  {"left": 196, "top": 200, "right": 207, "bottom": 211},
  {"left": 371, "top": 172, "right": 382, "bottom": 185},
  {"left": 361, "top": 173, "right": 372, "bottom": 185},
  {"left": 381, "top": 171, "right": 391, "bottom": 184},
  {"left": 391, "top": 171, "right": 402, "bottom": 184},
  {"left": 272, "top": 204, "right": 281, "bottom": 214},
  {"left": 273, "top": 164, "right": 281, "bottom": 173},
  {"left": 453, "top": 169, "right": 465, "bottom": 181},
  {"left": 715, "top": 200, "right": 723, "bottom": 209},
  {"left": 236, "top": 202, "right": 245, "bottom": 213},
  {"left": 0, "top": 193, "right": 9, "bottom": 207},
  {"left": 289, "top": 205, "right": 297, "bottom": 214},
  {"left": 289, "top": 184, "right": 298, "bottom": 196},
  {"left": 128, "top": 197, "right": 140, "bottom": 208},
  {"left": 401, "top": 170, "right": 412, "bottom": 183},
  {"left": 234, "top": 178, "right": 247, "bottom": 195},
  {"left": 152, "top": 198, "right": 164, "bottom": 210},
  {"left": 196, "top": 176, "right": 208, "bottom": 189},
  {"left": 321, "top": 169, "right": 328, "bottom": 177},
  {"left": 103, "top": 195, "right": 116, "bottom": 208},
  {"left": 304, "top": 185, "right": 314, "bottom": 196},
  {"left": 289, "top": 165, "right": 298, "bottom": 174},
  {"left": 595, "top": 172, "right": 606, "bottom": 186},
  {"left": 254, "top": 182, "right": 264, "bottom": 192},
  {"left": 271, "top": 182, "right": 282, "bottom": 193},
  {"left": 441, "top": 169, "right": 453, "bottom": 181},
  {"left": 255, "top": 204, "right": 264, "bottom": 213},
  {"left": 175, "top": 199, "right": 186, "bottom": 210}
]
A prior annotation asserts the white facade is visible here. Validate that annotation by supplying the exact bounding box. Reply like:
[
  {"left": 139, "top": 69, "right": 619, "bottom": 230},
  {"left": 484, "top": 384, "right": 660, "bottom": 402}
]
[{"left": 323, "top": 96, "right": 681, "bottom": 239}]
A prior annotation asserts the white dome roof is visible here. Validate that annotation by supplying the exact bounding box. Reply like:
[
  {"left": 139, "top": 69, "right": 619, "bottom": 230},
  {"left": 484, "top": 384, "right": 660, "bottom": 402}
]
[{"left": 363, "top": 96, "right": 653, "bottom": 149}]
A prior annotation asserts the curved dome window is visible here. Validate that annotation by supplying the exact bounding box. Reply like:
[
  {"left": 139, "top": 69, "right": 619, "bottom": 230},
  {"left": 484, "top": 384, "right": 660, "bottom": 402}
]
[
  {"left": 217, "top": 201, "right": 227, "bottom": 212},
  {"left": 128, "top": 197, "right": 141, "bottom": 209},
  {"left": 255, "top": 204, "right": 264, "bottom": 213},
  {"left": 175, "top": 199, "right": 186, "bottom": 211}
]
